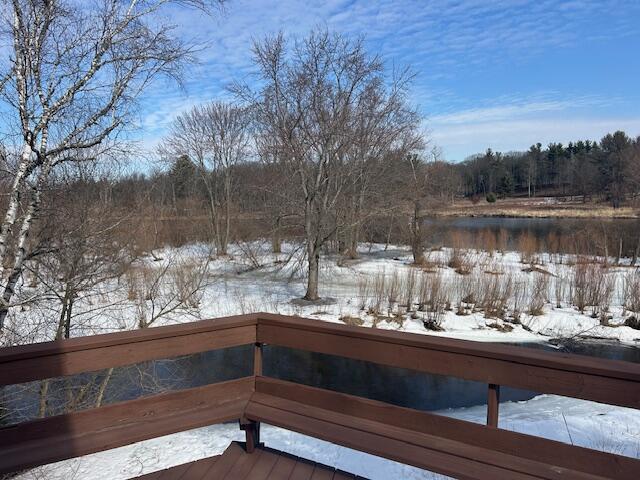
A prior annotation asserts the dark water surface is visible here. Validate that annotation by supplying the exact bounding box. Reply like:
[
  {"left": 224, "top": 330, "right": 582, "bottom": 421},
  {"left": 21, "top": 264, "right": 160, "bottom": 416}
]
[
  {"left": 423, "top": 216, "right": 640, "bottom": 256},
  {"left": 263, "top": 340, "right": 640, "bottom": 412},
  {"left": 2, "top": 339, "right": 638, "bottom": 426}
]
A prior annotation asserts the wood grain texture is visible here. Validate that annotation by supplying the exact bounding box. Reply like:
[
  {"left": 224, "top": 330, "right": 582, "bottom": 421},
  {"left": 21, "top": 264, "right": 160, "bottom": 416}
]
[
  {"left": 2, "top": 313, "right": 640, "bottom": 479},
  {"left": 0, "top": 377, "right": 253, "bottom": 474},
  {"left": 0, "top": 320, "right": 256, "bottom": 385},
  {"left": 249, "top": 377, "right": 640, "bottom": 480},
  {"left": 257, "top": 316, "right": 640, "bottom": 409},
  {"left": 132, "top": 442, "right": 363, "bottom": 479}
]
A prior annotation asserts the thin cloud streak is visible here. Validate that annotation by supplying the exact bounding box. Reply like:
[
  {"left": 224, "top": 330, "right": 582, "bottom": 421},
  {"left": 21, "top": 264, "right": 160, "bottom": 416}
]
[
  {"left": 134, "top": 0, "right": 640, "bottom": 160},
  {"left": 433, "top": 117, "right": 640, "bottom": 160}
]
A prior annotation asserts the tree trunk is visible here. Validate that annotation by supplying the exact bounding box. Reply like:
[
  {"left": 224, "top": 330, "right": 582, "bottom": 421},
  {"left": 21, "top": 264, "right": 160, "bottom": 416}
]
[
  {"left": 65, "top": 295, "right": 73, "bottom": 339},
  {"left": 304, "top": 250, "right": 320, "bottom": 300},
  {"left": 38, "top": 379, "right": 49, "bottom": 418},
  {"left": 0, "top": 145, "right": 32, "bottom": 280},
  {"left": 632, "top": 236, "right": 640, "bottom": 266},
  {"left": 56, "top": 293, "right": 69, "bottom": 340},
  {"left": 95, "top": 367, "right": 114, "bottom": 408},
  {"left": 411, "top": 201, "right": 425, "bottom": 265},
  {"left": 384, "top": 212, "right": 395, "bottom": 251},
  {"left": 616, "top": 238, "right": 623, "bottom": 266},
  {"left": 0, "top": 165, "right": 49, "bottom": 329},
  {"left": 272, "top": 216, "right": 282, "bottom": 254},
  {"left": 221, "top": 172, "right": 231, "bottom": 256}
]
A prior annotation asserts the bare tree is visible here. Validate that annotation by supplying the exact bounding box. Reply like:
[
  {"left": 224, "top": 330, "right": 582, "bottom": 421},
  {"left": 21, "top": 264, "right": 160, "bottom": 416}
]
[
  {"left": 0, "top": 0, "right": 223, "bottom": 329},
  {"left": 160, "top": 101, "right": 250, "bottom": 255},
  {"left": 405, "top": 153, "right": 429, "bottom": 264},
  {"left": 28, "top": 164, "right": 132, "bottom": 340},
  {"left": 238, "top": 30, "right": 421, "bottom": 300},
  {"left": 340, "top": 72, "right": 421, "bottom": 258},
  {"left": 129, "top": 248, "right": 212, "bottom": 329}
]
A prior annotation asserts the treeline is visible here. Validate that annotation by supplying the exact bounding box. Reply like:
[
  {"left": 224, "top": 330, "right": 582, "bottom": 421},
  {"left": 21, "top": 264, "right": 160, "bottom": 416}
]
[
  {"left": 456, "top": 131, "right": 640, "bottom": 206},
  {"left": 2, "top": 25, "right": 639, "bottom": 310}
]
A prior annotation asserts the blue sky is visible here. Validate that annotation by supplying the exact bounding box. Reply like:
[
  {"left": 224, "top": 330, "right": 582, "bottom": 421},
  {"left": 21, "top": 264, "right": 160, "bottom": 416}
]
[{"left": 140, "top": 0, "right": 640, "bottom": 162}]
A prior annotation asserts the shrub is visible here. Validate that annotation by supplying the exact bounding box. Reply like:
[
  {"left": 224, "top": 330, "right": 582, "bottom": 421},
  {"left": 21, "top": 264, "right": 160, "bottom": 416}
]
[
  {"left": 572, "top": 261, "right": 589, "bottom": 313},
  {"left": 625, "top": 316, "right": 640, "bottom": 330},
  {"left": 357, "top": 276, "right": 369, "bottom": 311},
  {"left": 479, "top": 273, "right": 513, "bottom": 319},
  {"left": 554, "top": 275, "right": 566, "bottom": 308},
  {"left": 386, "top": 270, "right": 400, "bottom": 310},
  {"left": 340, "top": 315, "right": 364, "bottom": 327},
  {"left": 622, "top": 270, "right": 640, "bottom": 314},
  {"left": 511, "top": 278, "right": 528, "bottom": 323},
  {"left": 368, "top": 270, "right": 387, "bottom": 315},
  {"left": 528, "top": 273, "right": 549, "bottom": 316},
  {"left": 518, "top": 232, "right": 538, "bottom": 265},
  {"left": 401, "top": 268, "right": 418, "bottom": 312},
  {"left": 486, "top": 192, "right": 497, "bottom": 203},
  {"left": 570, "top": 261, "right": 614, "bottom": 322},
  {"left": 497, "top": 228, "right": 509, "bottom": 253},
  {"left": 454, "top": 272, "right": 479, "bottom": 314},
  {"left": 448, "top": 248, "right": 474, "bottom": 275}
]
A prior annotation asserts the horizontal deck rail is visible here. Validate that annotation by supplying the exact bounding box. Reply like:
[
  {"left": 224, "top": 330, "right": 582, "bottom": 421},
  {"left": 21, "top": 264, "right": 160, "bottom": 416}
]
[
  {"left": 1, "top": 313, "right": 639, "bottom": 479},
  {"left": 257, "top": 313, "right": 640, "bottom": 410}
]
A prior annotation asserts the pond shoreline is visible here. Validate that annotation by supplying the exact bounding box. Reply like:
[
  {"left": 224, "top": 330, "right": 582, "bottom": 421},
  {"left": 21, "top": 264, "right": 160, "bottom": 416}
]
[
  {"left": 426, "top": 197, "right": 639, "bottom": 219},
  {"left": 430, "top": 211, "right": 638, "bottom": 219}
]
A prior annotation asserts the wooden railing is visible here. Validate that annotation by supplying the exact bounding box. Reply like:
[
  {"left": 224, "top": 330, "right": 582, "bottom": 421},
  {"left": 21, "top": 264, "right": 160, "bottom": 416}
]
[{"left": 1, "top": 313, "right": 639, "bottom": 479}]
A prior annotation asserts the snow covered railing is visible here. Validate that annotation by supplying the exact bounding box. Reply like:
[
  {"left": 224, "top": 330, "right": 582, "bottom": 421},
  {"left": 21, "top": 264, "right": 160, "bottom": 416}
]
[{"left": 1, "top": 313, "right": 639, "bottom": 479}]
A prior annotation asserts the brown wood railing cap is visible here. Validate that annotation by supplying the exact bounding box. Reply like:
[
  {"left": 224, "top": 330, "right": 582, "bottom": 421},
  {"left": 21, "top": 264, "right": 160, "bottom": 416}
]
[
  {"left": 256, "top": 312, "right": 640, "bottom": 381},
  {"left": 0, "top": 314, "right": 258, "bottom": 364}
]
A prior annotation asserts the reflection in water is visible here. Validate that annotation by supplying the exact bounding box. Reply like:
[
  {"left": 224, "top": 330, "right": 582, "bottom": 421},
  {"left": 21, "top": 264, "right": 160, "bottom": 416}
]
[
  {"left": 423, "top": 216, "right": 640, "bottom": 257},
  {"left": 264, "top": 346, "right": 534, "bottom": 412},
  {"left": 0, "top": 345, "right": 253, "bottom": 425},
  {"left": 1, "top": 341, "right": 638, "bottom": 426}
]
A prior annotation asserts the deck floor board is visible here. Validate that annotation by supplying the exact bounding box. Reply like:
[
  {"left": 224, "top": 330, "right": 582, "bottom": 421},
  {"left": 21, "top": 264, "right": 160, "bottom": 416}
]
[{"left": 132, "top": 442, "right": 363, "bottom": 480}]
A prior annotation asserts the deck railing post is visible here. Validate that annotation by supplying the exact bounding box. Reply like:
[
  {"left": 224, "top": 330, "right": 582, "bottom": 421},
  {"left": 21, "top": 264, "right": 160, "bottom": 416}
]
[
  {"left": 254, "top": 342, "right": 263, "bottom": 377},
  {"left": 240, "top": 342, "right": 264, "bottom": 453},
  {"left": 253, "top": 343, "right": 263, "bottom": 445},
  {"left": 239, "top": 417, "right": 260, "bottom": 453},
  {"left": 486, "top": 383, "right": 500, "bottom": 427}
]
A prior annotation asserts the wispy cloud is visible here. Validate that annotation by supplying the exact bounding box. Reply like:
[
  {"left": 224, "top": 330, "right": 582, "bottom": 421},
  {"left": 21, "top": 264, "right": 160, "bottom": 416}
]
[
  {"left": 430, "top": 93, "right": 616, "bottom": 125},
  {"left": 135, "top": 0, "right": 640, "bottom": 159},
  {"left": 432, "top": 115, "right": 640, "bottom": 160}
]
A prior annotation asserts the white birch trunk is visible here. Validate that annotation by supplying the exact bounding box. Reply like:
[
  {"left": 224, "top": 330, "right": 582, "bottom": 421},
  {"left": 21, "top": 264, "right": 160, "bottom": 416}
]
[{"left": 0, "top": 144, "right": 33, "bottom": 280}]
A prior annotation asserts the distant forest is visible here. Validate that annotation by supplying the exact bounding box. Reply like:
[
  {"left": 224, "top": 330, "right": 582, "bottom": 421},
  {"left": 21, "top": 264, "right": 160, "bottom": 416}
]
[{"left": 454, "top": 130, "right": 640, "bottom": 206}]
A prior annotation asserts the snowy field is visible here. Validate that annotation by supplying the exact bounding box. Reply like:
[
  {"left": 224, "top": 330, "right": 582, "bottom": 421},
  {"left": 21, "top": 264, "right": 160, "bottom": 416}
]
[
  {"left": 11, "top": 241, "right": 639, "bottom": 345},
  {"left": 7, "top": 241, "right": 640, "bottom": 479}
]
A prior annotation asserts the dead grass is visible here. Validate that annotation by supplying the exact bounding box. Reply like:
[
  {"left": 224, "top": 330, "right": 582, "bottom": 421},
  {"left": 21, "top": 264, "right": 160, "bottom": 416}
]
[
  {"left": 479, "top": 273, "right": 513, "bottom": 319},
  {"left": 430, "top": 197, "right": 638, "bottom": 219},
  {"left": 622, "top": 270, "right": 640, "bottom": 314},
  {"left": 486, "top": 322, "right": 514, "bottom": 332},
  {"left": 528, "top": 273, "right": 549, "bottom": 316},
  {"left": 340, "top": 315, "right": 364, "bottom": 327},
  {"left": 518, "top": 232, "right": 538, "bottom": 265}
]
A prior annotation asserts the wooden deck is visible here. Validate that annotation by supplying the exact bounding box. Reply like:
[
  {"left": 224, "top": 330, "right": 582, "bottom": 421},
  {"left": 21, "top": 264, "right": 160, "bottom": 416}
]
[
  {"left": 2, "top": 313, "right": 639, "bottom": 479},
  {"left": 135, "top": 442, "right": 365, "bottom": 479}
]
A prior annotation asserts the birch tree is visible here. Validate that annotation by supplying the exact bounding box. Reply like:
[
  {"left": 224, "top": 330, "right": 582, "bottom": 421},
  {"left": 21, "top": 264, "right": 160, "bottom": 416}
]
[{"left": 0, "top": 0, "right": 223, "bottom": 329}]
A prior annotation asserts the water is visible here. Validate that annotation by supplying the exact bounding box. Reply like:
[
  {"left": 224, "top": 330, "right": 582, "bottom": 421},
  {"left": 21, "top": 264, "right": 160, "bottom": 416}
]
[
  {"left": 2, "top": 340, "right": 637, "bottom": 426},
  {"left": 423, "top": 216, "right": 640, "bottom": 257},
  {"left": 263, "top": 341, "right": 640, "bottom": 413}
]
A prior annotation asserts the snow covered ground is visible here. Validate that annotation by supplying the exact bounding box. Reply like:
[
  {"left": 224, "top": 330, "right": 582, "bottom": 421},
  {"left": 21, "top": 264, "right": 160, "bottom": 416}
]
[
  {"left": 12, "top": 241, "right": 636, "bottom": 345},
  {"left": 7, "top": 241, "right": 640, "bottom": 479}
]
